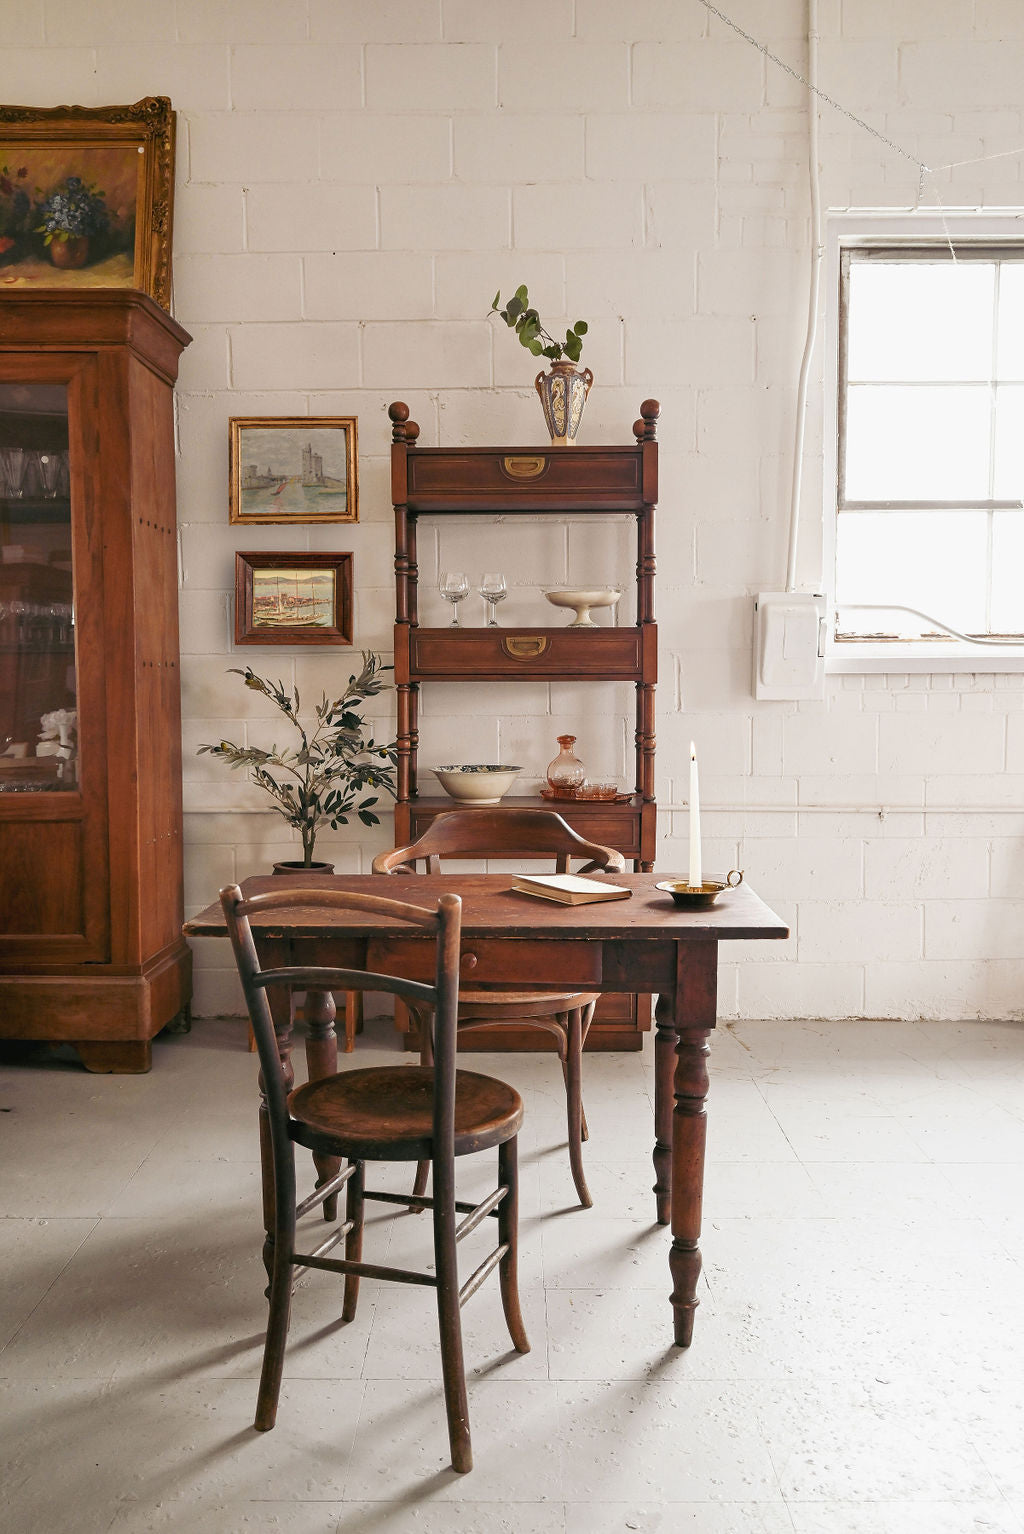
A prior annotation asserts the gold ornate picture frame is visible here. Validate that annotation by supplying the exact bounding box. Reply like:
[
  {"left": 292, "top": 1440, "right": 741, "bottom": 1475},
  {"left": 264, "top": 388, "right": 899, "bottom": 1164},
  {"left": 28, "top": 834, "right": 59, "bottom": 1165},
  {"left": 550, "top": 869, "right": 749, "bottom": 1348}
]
[
  {"left": 229, "top": 417, "right": 359, "bottom": 525},
  {"left": 0, "top": 97, "right": 175, "bottom": 308}
]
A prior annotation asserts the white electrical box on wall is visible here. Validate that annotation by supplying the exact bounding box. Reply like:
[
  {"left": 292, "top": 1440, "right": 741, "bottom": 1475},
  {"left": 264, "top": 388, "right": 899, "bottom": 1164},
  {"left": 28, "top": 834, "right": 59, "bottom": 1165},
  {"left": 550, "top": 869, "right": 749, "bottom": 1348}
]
[{"left": 753, "top": 592, "right": 827, "bottom": 700}]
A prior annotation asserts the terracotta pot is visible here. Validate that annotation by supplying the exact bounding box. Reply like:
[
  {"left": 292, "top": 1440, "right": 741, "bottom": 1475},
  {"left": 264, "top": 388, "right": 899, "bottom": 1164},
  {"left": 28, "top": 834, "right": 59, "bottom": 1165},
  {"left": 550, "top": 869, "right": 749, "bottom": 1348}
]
[
  {"left": 49, "top": 235, "right": 89, "bottom": 270},
  {"left": 271, "top": 859, "right": 335, "bottom": 875},
  {"left": 535, "top": 360, "right": 593, "bottom": 446}
]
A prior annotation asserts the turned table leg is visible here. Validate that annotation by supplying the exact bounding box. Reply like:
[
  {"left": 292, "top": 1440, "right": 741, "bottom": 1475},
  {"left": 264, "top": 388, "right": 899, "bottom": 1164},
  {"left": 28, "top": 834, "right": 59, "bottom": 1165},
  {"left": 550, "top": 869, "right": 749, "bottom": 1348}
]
[
  {"left": 652, "top": 994, "right": 676, "bottom": 1226},
  {"left": 661, "top": 941, "right": 718, "bottom": 1347}
]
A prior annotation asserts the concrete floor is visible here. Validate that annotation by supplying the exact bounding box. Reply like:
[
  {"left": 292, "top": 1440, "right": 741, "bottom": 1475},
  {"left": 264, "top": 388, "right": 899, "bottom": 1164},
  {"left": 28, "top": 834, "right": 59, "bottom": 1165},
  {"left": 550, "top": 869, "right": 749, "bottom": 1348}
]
[{"left": 1, "top": 1014, "right": 1023, "bottom": 1533}]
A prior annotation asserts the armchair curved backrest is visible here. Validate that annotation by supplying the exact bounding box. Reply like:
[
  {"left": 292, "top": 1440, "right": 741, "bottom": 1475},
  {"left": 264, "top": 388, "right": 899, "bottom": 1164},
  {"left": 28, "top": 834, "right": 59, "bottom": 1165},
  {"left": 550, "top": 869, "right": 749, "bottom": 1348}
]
[{"left": 372, "top": 807, "right": 626, "bottom": 876}]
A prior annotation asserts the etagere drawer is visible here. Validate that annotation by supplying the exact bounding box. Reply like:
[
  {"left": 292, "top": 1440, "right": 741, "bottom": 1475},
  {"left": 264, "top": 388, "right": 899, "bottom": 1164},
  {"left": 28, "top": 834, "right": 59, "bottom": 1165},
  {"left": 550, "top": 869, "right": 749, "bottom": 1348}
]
[
  {"left": 403, "top": 446, "right": 648, "bottom": 510},
  {"left": 406, "top": 625, "right": 650, "bottom": 680}
]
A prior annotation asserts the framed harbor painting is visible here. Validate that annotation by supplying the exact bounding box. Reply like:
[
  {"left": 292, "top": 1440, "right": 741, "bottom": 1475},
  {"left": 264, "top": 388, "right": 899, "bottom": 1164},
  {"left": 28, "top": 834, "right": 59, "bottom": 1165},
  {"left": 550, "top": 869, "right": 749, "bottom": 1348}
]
[
  {"left": 229, "top": 417, "right": 358, "bottom": 525},
  {"left": 234, "top": 552, "right": 354, "bottom": 647},
  {"left": 0, "top": 97, "right": 175, "bottom": 308}
]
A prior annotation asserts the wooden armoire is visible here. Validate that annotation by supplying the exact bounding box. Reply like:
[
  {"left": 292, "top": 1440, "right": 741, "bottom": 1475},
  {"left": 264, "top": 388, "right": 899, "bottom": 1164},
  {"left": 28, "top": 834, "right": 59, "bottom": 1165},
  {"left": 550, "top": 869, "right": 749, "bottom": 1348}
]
[{"left": 0, "top": 291, "right": 192, "bottom": 1071}]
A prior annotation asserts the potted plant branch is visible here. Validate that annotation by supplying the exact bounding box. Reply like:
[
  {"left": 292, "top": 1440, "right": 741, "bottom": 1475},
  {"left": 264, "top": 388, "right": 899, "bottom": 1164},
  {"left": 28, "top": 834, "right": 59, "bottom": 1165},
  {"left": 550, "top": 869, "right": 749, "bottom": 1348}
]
[
  {"left": 491, "top": 284, "right": 592, "bottom": 444},
  {"left": 198, "top": 651, "right": 397, "bottom": 871}
]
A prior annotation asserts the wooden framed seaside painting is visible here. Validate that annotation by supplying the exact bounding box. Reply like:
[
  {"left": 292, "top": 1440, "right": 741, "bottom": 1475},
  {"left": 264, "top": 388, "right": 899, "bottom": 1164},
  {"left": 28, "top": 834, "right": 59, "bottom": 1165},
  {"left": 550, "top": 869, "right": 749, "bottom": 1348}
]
[
  {"left": 229, "top": 417, "right": 358, "bottom": 525},
  {"left": 234, "top": 552, "right": 354, "bottom": 647},
  {"left": 0, "top": 97, "right": 175, "bottom": 308}
]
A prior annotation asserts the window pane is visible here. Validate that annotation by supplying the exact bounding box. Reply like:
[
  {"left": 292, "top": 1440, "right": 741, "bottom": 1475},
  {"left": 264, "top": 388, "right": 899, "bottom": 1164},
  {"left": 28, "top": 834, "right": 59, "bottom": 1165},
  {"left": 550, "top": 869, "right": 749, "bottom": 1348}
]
[
  {"left": 994, "top": 384, "right": 1024, "bottom": 500},
  {"left": 847, "top": 261, "right": 994, "bottom": 382},
  {"left": 990, "top": 511, "right": 1024, "bottom": 633},
  {"left": 845, "top": 384, "right": 991, "bottom": 501},
  {"left": 996, "top": 263, "right": 1024, "bottom": 379},
  {"left": 836, "top": 510, "right": 988, "bottom": 634}
]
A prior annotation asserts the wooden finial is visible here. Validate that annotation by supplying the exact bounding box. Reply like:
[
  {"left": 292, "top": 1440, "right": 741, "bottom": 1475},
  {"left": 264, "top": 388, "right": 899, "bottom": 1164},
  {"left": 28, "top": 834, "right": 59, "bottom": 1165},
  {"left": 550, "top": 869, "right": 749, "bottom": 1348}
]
[
  {"left": 389, "top": 401, "right": 411, "bottom": 442},
  {"left": 634, "top": 400, "right": 661, "bottom": 442}
]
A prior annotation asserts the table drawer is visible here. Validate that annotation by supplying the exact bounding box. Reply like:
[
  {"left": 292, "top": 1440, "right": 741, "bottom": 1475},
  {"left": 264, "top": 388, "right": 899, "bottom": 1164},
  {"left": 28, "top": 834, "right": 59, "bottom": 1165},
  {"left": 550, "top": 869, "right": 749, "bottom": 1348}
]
[{"left": 368, "top": 936, "right": 604, "bottom": 987}]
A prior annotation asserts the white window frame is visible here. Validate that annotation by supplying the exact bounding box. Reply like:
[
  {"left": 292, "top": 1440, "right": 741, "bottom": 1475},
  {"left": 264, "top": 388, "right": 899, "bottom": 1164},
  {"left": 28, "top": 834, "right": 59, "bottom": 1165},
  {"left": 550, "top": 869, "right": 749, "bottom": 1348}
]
[{"left": 824, "top": 210, "right": 1024, "bottom": 673}]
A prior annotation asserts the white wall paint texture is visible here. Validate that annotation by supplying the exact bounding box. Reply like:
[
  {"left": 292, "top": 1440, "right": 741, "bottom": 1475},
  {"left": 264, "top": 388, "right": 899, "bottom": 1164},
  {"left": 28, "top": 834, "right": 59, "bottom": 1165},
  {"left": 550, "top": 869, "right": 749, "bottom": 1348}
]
[{"left": 7, "top": 0, "right": 1024, "bottom": 1021}]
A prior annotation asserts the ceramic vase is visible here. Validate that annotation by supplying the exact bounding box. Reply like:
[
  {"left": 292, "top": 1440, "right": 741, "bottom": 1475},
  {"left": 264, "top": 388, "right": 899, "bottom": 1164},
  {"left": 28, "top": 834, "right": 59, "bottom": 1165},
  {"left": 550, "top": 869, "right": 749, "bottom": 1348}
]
[{"left": 535, "top": 361, "right": 593, "bottom": 446}]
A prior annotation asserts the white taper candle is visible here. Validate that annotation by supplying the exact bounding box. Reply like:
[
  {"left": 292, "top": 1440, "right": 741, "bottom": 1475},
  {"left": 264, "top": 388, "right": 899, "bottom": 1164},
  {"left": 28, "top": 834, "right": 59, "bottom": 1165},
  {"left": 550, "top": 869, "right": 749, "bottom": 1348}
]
[{"left": 688, "top": 741, "right": 702, "bottom": 889}]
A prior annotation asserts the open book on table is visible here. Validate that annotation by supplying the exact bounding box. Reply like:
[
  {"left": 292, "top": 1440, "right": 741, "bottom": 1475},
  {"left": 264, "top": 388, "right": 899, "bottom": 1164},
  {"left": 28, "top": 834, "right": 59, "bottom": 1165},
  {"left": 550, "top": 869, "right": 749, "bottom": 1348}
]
[{"left": 510, "top": 873, "right": 632, "bottom": 906}]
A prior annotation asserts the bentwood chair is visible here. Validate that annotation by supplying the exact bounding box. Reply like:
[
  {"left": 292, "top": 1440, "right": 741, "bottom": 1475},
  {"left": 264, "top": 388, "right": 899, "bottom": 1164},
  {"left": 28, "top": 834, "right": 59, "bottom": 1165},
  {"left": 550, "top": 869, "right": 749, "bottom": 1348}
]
[
  {"left": 373, "top": 808, "right": 626, "bottom": 1208},
  {"left": 220, "top": 882, "right": 529, "bottom": 1475}
]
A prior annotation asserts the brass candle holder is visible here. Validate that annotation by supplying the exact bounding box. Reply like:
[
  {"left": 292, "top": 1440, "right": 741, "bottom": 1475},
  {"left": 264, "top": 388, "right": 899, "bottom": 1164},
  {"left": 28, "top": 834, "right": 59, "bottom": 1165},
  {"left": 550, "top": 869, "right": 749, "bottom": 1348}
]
[{"left": 655, "top": 870, "right": 743, "bottom": 910}]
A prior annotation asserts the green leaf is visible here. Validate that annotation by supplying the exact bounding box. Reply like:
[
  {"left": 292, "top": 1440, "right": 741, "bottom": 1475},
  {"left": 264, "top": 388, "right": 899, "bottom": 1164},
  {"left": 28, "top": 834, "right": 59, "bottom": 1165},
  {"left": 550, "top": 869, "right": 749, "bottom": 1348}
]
[
  {"left": 573, "top": 321, "right": 588, "bottom": 335},
  {"left": 515, "top": 284, "right": 529, "bottom": 304},
  {"left": 491, "top": 289, "right": 501, "bottom": 309},
  {"left": 505, "top": 294, "right": 523, "bottom": 320}
]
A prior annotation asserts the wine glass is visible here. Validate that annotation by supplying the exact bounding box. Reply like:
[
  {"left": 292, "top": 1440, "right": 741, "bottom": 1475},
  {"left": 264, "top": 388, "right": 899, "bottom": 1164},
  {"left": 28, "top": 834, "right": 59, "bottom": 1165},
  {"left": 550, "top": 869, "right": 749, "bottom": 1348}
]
[
  {"left": 478, "top": 571, "right": 508, "bottom": 627},
  {"left": 439, "top": 570, "right": 469, "bottom": 626}
]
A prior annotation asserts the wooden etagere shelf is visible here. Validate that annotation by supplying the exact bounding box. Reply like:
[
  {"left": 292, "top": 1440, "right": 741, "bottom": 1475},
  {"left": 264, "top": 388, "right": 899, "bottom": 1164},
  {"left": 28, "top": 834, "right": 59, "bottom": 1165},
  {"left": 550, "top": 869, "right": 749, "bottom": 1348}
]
[{"left": 389, "top": 399, "right": 660, "bottom": 1051}]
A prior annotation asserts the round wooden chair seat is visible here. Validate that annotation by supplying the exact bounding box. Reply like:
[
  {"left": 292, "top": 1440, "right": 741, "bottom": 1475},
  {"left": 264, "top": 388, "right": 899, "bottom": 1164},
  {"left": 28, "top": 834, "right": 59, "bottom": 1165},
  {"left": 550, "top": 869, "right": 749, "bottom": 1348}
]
[
  {"left": 457, "top": 987, "right": 600, "bottom": 1020},
  {"left": 289, "top": 1065, "right": 524, "bottom": 1161}
]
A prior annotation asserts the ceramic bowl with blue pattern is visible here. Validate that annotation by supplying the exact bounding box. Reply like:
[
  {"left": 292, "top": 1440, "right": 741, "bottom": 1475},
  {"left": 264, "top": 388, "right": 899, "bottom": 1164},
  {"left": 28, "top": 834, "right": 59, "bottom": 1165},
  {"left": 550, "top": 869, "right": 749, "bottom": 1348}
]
[{"left": 431, "top": 764, "right": 521, "bottom": 804}]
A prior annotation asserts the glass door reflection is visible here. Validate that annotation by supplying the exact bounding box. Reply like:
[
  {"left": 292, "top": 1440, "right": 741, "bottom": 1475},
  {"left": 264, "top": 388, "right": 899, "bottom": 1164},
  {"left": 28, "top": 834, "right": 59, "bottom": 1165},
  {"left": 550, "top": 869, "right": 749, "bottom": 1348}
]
[{"left": 0, "top": 383, "right": 77, "bottom": 793}]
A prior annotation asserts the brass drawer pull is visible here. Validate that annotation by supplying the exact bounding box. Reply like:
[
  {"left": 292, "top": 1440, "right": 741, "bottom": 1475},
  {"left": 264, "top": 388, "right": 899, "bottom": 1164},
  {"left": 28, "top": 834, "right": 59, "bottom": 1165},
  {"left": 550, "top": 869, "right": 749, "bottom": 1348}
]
[
  {"left": 502, "top": 636, "right": 548, "bottom": 660},
  {"left": 501, "top": 455, "right": 547, "bottom": 480}
]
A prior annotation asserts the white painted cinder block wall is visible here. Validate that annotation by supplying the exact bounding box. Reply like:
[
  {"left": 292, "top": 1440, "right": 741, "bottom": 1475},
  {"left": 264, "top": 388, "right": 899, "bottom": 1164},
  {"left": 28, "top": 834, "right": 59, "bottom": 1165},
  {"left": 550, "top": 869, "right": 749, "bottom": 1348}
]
[{"left": 8, "top": 0, "right": 1024, "bottom": 1022}]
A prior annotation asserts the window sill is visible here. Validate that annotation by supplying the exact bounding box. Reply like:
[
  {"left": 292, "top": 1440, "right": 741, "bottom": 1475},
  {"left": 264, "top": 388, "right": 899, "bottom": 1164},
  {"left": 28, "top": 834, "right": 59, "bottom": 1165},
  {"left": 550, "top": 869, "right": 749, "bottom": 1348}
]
[{"left": 828, "top": 643, "right": 1024, "bottom": 673}]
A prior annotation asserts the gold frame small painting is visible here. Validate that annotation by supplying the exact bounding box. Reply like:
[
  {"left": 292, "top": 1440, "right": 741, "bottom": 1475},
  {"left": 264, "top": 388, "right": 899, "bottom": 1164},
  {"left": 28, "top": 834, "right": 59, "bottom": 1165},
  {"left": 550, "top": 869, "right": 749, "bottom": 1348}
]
[
  {"left": 229, "top": 417, "right": 358, "bottom": 525},
  {"left": 0, "top": 97, "right": 175, "bottom": 308},
  {"left": 235, "top": 552, "right": 354, "bottom": 647}
]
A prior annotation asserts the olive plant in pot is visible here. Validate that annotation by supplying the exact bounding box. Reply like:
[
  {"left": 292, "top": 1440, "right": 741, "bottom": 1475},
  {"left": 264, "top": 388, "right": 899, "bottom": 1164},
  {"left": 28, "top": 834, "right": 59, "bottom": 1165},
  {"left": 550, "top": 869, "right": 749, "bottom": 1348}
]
[
  {"left": 198, "top": 651, "right": 397, "bottom": 872},
  {"left": 491, "top": 284, "right": 591, "bottom": 445}
]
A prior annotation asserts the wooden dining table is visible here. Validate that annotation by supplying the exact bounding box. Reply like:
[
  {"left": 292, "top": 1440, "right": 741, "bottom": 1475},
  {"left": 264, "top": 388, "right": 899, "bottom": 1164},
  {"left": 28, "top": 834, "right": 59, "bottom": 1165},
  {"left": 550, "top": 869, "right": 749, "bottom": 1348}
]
[{"left": 184, "top": 870, "right": 788, "bottom": 1346}]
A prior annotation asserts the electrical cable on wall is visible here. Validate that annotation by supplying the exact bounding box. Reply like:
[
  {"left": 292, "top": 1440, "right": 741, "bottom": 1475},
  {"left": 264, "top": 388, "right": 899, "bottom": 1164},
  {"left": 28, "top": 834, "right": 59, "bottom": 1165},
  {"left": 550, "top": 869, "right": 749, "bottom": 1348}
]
[{"left": 785, "top": 0, "right": 822, "bottom": 595}]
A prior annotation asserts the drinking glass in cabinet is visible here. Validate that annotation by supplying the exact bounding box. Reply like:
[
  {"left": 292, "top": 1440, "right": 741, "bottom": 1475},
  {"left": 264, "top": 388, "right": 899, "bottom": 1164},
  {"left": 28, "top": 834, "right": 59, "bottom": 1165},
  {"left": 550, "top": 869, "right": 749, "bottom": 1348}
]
[
  {"left": 439, "top": 570, "right": 469, "bottom": 627},
  {"left": 478, "top": 572, "right": 507, "bottom": 626}
]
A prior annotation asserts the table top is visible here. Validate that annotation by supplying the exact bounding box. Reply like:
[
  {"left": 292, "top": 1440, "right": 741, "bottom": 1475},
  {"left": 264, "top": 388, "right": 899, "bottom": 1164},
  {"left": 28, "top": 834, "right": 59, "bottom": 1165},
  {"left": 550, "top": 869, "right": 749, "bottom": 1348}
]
[{"left": 184, "top": 872, "right": 788, "bottom": 944}]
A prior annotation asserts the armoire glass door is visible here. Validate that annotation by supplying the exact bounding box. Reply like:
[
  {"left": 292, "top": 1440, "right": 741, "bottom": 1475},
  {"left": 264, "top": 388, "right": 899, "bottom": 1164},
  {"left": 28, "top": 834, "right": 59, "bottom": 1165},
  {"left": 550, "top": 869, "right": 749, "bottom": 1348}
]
[{"left": 0, "top": 382, "right": 77, "bottom": 794}]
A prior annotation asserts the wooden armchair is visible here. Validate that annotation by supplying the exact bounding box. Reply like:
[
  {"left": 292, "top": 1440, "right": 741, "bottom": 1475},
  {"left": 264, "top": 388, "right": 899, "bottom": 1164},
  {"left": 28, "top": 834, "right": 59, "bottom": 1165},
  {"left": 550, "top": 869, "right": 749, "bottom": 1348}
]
[{"left": 373, "top": 809, "right": 626, "bottom": 1207}]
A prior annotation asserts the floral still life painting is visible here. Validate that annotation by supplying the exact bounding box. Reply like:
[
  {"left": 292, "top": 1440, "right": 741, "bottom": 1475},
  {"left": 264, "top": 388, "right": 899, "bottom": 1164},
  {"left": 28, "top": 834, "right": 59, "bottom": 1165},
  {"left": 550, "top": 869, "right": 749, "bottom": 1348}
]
[
  {"left": 0, "top": 99, "right": 175, "bottom": 307},
  {"left": 229, "top": 417, "right": 358, "bottom": 525}
]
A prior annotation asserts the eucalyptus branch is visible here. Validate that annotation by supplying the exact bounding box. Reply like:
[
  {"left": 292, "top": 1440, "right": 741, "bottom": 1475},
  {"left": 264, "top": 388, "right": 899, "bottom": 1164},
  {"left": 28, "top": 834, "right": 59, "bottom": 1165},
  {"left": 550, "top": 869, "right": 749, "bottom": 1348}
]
[{"left": 491, "top": 284, "right": 588, "bottom": 364}]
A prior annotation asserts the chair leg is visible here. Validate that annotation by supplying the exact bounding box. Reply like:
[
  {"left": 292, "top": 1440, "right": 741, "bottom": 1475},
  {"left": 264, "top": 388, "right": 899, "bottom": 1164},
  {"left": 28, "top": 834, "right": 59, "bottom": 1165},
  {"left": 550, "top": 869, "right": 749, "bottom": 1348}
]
[
  {"left": 565, "top": 1007, "right": 593, "bottom": 1208},
  {"left": 431, "top": 1157, "right": 473, "bottom": 1474},
  {"left": 410, "top": 1011, "right": 433, "bottom": 1209},
  {"left": 560, "top": 1035, "right": 589, "bottom": 1143},
  {"left": 255, "top": 1155, "right": 297, "bottom": 1431},
  {"left": 497, "top": 1137, "right": 530, "bottom": 1355},
  {"left": 341, "top": 1159, "right": 364, "bottom": 1322},
  {"left": 412, "top": 1159, "right": 430, "bottom": 1202},
  {"left": 579, "top": 1000, "right": 596, "bottom": 1142}
]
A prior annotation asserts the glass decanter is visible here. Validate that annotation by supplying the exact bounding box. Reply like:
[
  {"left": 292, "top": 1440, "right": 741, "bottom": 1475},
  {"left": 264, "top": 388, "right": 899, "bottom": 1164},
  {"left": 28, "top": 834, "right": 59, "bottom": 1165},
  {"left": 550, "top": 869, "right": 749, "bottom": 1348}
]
[{"left": 545, "top": 735, "right": 586, "bottom": 798}]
